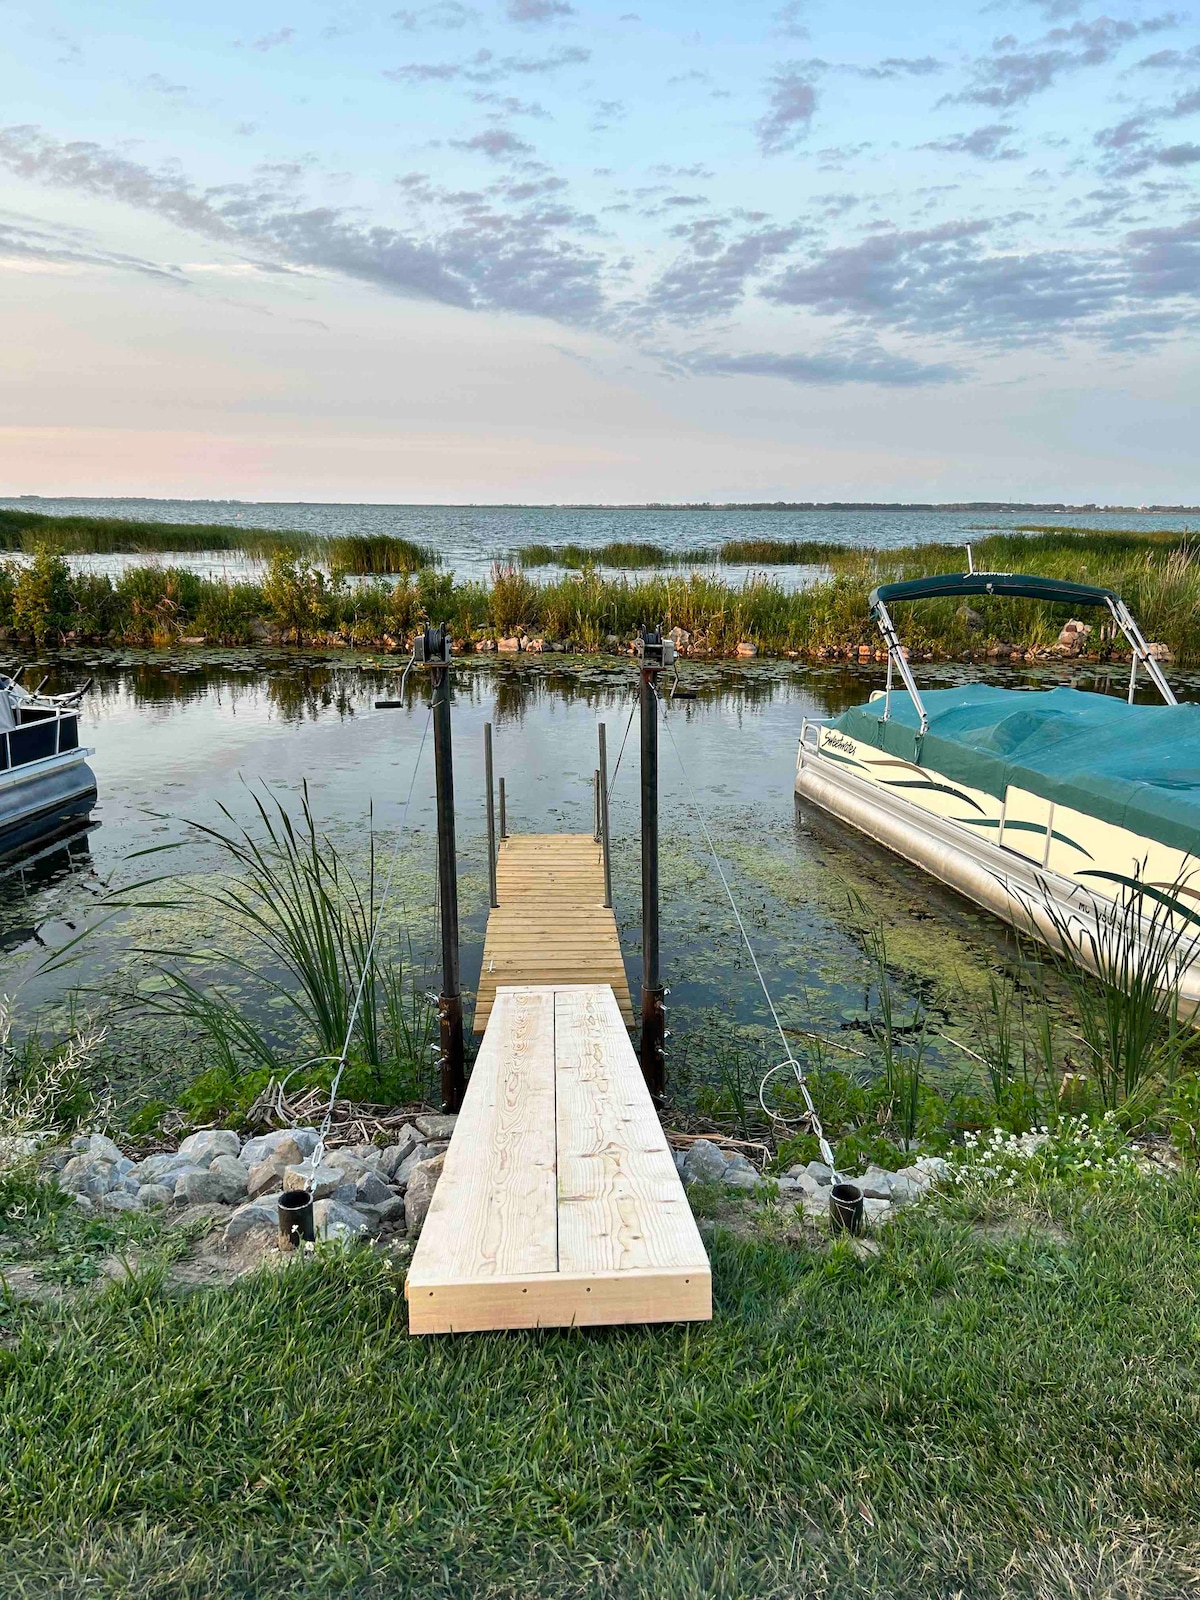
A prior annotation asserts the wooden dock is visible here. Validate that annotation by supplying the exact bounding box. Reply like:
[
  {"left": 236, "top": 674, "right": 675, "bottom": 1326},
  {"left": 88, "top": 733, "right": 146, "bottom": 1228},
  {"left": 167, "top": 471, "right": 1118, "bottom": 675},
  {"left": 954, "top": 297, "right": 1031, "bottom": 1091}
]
[
  {"left": 473, "top": 833, "right": 634, "bottom": 1034},
  {"left": 406, "top": 983, "right": 711, "bottom": 1334}
]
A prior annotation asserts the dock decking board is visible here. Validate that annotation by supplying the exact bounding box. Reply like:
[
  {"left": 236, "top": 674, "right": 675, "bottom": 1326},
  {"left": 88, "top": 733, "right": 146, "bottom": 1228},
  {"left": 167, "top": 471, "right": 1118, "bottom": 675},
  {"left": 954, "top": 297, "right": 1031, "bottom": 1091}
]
[
  {"left": 474, "top": 833, "right": 634, "bottom": 1034},
  {"left": 406, "top": 983, "right": 712, "bottom": 1334}
]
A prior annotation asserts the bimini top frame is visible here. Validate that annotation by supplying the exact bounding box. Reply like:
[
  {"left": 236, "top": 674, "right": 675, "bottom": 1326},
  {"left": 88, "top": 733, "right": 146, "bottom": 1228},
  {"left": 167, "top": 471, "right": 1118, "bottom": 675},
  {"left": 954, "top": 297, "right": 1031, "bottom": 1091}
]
[{"left": 867, "top": 569, "right": 1177, "bottom": 735}]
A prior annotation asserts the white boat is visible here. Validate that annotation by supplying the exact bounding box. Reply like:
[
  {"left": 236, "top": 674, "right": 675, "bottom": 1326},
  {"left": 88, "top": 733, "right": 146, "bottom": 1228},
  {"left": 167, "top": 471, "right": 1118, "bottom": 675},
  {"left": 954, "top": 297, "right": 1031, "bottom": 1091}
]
[
  {"left": 795, "top": 568, "right": 1200, "bottom": 1013},
  {"left": 0, "top": 672, "right": 97, "bottom": 858}
]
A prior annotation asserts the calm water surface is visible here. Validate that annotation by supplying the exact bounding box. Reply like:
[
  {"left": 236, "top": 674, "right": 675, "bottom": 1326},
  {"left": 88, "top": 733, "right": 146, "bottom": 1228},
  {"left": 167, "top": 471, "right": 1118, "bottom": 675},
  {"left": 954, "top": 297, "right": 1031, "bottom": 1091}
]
[
  {"left": 4, "top": 650, "right": 1197, "bottom": 1105},
  {"left": 4, "top": 497, "right": 1198, "bottom": 590}
]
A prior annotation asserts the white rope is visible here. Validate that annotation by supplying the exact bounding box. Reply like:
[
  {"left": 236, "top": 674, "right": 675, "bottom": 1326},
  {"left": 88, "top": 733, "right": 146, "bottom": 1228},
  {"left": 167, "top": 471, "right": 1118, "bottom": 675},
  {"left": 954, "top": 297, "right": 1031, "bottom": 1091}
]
[
  {"left": 654, "top": 685, "right": 840, "bottom": 1176},
  {"left": 306, "top": 697, "right": 434, "bottom": 1179},
  {"left": 606, "top": 694, "right": 639, "bottom": 807}
]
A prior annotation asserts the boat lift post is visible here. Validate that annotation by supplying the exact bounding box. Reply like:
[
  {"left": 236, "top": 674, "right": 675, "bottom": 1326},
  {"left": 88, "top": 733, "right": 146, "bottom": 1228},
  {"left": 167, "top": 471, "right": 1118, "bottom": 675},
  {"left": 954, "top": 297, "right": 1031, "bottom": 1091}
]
[
  {"left": 636, "top": 627, "right": 675, "bottom": 1100},
  {"left": 423, "top": 625, "right": 466, "bottom": 1112}
]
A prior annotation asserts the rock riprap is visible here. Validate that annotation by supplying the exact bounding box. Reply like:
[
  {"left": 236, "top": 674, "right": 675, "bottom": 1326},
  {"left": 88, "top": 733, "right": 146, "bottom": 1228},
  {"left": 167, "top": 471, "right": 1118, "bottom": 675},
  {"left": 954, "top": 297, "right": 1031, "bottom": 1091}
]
[
  {"left": 676, "top": 1140, "right": 948, "bottom": 1227},
  {"left": 47, "top": 1120, "right": 459, "bottom": 1250}
]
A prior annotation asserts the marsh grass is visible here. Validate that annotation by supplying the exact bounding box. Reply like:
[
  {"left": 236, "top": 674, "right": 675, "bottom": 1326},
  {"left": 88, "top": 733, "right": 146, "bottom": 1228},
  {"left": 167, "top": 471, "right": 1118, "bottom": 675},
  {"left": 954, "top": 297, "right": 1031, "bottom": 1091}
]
[
  {"left": 4, "top": 522, "right": 1200, "bottom": 658},
  {"left": 1035, "top": 869, "right": 1200, "bottom": 1120},
  {"left": 0, "top": 510, "right": 436, "bottom": 573},
  {"left": 109, "top": 786, "right": 436, "bottom": 1115}
]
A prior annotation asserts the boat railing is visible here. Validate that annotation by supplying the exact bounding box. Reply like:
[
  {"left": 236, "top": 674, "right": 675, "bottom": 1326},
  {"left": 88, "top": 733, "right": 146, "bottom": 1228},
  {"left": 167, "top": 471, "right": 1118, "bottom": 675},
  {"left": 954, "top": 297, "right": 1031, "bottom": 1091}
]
[{"left": 0, "top": 705, "right": 80, "bottom": 773}]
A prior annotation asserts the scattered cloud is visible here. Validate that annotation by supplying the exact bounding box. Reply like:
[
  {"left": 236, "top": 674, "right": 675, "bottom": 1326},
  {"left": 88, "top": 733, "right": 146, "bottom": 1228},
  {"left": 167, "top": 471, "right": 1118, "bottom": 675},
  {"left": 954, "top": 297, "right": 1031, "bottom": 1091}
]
[
  {"left": 640, "top": 216, "right": 807, "bottom": 322},
  {"left": 757, "top": 65, "right": 818, "bottom": 154},
  {"left": 505, "top": 0, "right": 574, "bottom": 20},
  {"left": 681, "top": 342, "right": 963, "bottom": 386},
  {"left": 449, "top": 127, "right": 535, "bottom": 159},
  {"left": 140, "top": 73, "right": 189, "bottom": 98},
  {"left": 384, "top": 45, "right": 589, "bottom": 84},
  {"left": 922, "top": 123, "right": 1023, "bottom": 161},
  {"left": 950, "top": 15, "right": 1179, "bottom": 109},
  {"left": 773, "top": 2, "right": 811, "bottom": 41},
  {"left": 0, "top": 216, "right": 186, "bottom": 282},
  {"left": 392, "top": 3, "right": 479, "bottom": 29},
  {"left": 248, "top": 27, "right": 297, "bottom": 53},
  {"left": 852, "top": 56, "right": 943, "bottom": 80},
  {"left": 763, "top": 214, "right": 1200, "bottom": 350},
  {"left": 0, "top": 124, "right": 605, "bottom": 324}
]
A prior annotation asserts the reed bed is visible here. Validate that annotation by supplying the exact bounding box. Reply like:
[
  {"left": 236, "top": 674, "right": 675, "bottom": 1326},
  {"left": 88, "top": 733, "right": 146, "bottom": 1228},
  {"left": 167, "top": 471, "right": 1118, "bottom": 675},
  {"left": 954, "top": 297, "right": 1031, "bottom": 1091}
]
[
  {"left": 4, "top": 526, "right": 1200, "bottom": 659},
  {"left": 0, "top": 510, "right": 435, "bottom": 574}
]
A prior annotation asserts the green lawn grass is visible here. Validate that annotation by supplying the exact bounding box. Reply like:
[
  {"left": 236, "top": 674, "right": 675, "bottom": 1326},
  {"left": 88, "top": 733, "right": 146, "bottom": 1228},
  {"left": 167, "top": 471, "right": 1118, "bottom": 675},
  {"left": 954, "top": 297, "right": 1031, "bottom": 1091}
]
[{"left": 2, "top": 1172, "right": 1199, "bottom": 1598}]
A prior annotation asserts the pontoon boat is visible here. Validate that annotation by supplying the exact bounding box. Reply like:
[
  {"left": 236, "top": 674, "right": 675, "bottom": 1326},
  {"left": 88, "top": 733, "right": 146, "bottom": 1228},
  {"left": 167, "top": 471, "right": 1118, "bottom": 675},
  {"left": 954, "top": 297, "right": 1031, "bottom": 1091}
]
[
  {"left": 795, "top": 570, "right": 1200, "bottom": 1011},
  {"left": 0, "top": 672, "right": 97, "bottom": 858}
]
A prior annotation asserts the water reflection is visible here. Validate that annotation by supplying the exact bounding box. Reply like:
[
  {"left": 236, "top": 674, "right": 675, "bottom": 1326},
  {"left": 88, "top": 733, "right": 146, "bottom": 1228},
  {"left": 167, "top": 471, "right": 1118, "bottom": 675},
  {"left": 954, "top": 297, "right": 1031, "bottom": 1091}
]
[{"left": 1, "top": 649, "right": 1197, "bottom": 1080}]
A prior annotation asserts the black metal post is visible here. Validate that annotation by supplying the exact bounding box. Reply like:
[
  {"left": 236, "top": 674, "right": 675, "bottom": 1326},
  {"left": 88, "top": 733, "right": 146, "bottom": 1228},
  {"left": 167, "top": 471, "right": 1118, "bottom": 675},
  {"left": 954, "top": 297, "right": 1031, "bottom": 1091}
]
[
  {"left": 598, "top": 722, "right": 612, "bottom": 910},
  {"left": 429, "top": 628, "right": 465, "bottom": 1112},
  {"left": 484, "top": 721, "right": 498, "bottom": 909},
  {"left": 499, "top": 776, "right": 507, "bottom": 838},
  {"left": 639, "top": 634, "right": 665, "bottom": 1099},
  {"left": 594, "top": 769, "right": 601, "bottom": 841}
]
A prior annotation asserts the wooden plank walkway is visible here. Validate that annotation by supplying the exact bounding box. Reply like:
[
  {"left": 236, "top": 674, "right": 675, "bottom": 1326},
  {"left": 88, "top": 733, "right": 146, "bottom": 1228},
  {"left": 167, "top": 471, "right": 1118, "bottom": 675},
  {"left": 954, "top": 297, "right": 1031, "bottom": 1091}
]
[
  {"left": 406, "top": 983, "right": 711, "bottom": 1334},
  {"left": 473, "top": 833, "right": 634, "bottom": 1034}
]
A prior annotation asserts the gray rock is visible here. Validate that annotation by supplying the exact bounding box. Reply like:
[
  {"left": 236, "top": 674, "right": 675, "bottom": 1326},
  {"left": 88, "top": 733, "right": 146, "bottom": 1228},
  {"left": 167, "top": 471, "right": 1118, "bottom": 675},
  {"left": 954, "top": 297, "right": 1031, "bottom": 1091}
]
[
  {"left": 240, "top": 1127, "right": 320, "bottom": 1167},
  {"left": 283, "top": 1162, "right": 344, "bottom": 1201},
  {"left": 120, "top": 1175, "right": 142, "bottom": 1197},
  {"left": 178, "top": 1129, "right": 241, "bottom": 1164},
  {"left": 912, "top": 1154, "right": 949, "bottom": 1181},
  {"left": 883, "top": 1173, "right": 925, "bottom": 1207},
  {"left": 378, "top": 1126, "right": 422, "bottom": 1175},
  {"left": 41, "top": 1146, "right": 72, "bottom": 1173},
  {"left": 138, "top": 1183, "right": 174, "bottom": 1209},
  {"left": 372, "top": 1194, "right": 406, "bottom": 1225},
  {"left": 176, "top": 1167, "right": 242, "bottom": 1206},
  {"left": 85, "top": 1132, "right": 125, "bottom": 1165},
  {"left": 136, "top": 1151, "right": 196, "bottom": 1185},
  {"left": 331, "top": 1182, "right": 358, "bottom": 1205},
  {"left": 223, "top": 1202, "right": 279, "bottom": 1249},
  {"left": 71, "top": 1194, "right": 95, "bottom": 1217},
  {"left": 395, "top": 1145, "right": 432, "bottom": 1186},
  {"left": 246, "top": 1142, "right": 304, "bottom": 1200},
  {"left": 209, "top": 1153, "right": 249, "bottom": 1199},
  {"left": 112, "top": 1156, "right": 135, "bottom": 1181},
  {"left": 724, "top": 1153, "right": 755, "bottom": 1175},
  {"left": 59, "top": 1153, "right": 118, "bottom": 1199},
  {"left": 863, "top": 1198, "right": 892, "bottom": 1225},
  {"left": 414, "top": 1113, "right": 458, "bottom": 1141},
  {"left": 99, "top": 1191, "right": 142, "bottom": 1214},
  {"left": 423, "top": 1141, "right": 450, "bottom": 1160},
  {"left": 313, "top": 1198, "right": 376, "bottom": 1242},
  {"left": 806, "top": 1161, "right": 834, "bottom": 1185},
  {"left": 673, "top": 1149, "right": 687, "bottom": 1176},
  {"left": 895, "top": 1165, "right": 933, "bottom": 1191},
  {"left": 355, "top": 1170, "right": 393, "bottom": 1208},
  {"left": 327, "top": 1155, "right": 370, "bottom": 1183},
  {"left": 723, "top": 1168, "right": 765, "bottom": 1193},
  {"left": 682, "top": 1140, "right": 728, "bottom": 1185},
  {"left": 403, "top": 1155, "right": 445, "bottom": 1238},
  {"left": 348, "top": 1143, "right": 387, "bottom": 1169},
  {"left": 856, "top": 1167, "right": 900, "bottom": 1201}
]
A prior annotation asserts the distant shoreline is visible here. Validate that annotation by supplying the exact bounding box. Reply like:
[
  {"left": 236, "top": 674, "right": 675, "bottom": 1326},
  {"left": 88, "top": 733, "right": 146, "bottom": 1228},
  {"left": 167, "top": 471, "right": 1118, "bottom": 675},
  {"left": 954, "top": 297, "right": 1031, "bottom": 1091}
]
[{"left": 7, "top": 495, "right": 1200, "bottom": 515}]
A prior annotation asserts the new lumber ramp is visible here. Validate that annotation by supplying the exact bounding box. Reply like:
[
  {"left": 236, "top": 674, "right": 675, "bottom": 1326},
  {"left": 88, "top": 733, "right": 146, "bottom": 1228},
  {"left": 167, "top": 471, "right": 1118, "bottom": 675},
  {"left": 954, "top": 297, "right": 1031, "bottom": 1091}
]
[
  {"left": 406, "top": 983, "right": 712, "bottom": 1334},
  {"left": 474, "top": 833, "right": 634, "bottom": 1034}
]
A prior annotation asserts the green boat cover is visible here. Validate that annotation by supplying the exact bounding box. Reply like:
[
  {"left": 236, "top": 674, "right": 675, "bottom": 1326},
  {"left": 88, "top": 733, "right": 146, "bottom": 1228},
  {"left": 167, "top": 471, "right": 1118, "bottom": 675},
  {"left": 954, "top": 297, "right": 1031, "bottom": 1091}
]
[{"left": 832, "top": 685, "right": 1200, "bottom": 858}]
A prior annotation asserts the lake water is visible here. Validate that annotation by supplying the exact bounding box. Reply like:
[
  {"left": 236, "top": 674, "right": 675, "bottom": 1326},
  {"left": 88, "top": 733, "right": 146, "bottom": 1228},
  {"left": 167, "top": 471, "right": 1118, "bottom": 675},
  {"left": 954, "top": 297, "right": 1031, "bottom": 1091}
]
[
  {"left": 4, "top": 497, "right": 1198, "bottom": 590},
  {"left": 6, "top": 648, "right": 1193, "bottom": 1117}
]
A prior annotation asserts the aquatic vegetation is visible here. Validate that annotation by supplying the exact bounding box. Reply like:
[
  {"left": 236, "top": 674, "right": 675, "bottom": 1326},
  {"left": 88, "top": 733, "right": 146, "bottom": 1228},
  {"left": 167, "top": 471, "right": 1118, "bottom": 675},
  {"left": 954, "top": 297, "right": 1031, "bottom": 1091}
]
[
  {"left": 0, "top": 508, "right": 437, "bottom": 571},
  {"left": 112, "top": 786, "right": 437, "bottom": 1113},
  {"left": 11, "top": 548, "right": 74, "bottom": 646},
  {"left": 3, "top": 522, "right": 1199, "bottom": 659}
]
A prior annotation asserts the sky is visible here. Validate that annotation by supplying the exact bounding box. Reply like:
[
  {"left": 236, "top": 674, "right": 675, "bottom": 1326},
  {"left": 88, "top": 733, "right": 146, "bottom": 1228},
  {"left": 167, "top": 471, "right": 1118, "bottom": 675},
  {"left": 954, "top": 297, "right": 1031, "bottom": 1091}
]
[{"left": 0, "top": 0, "right": 1197, "bottom": 503}]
